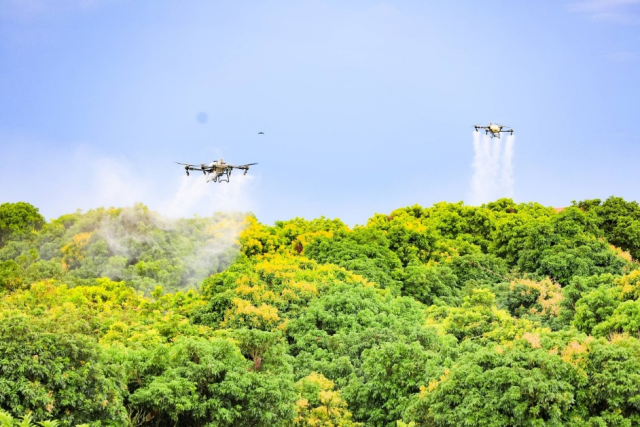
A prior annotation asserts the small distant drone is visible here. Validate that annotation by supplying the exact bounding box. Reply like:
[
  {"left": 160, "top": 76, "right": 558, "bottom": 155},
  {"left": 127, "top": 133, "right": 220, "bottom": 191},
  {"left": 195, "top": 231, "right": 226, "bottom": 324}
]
[
  {"left": 175, "top": 159, "right": 258, "bottom": 183},
  {"left": 258, "top": 132, "right": 265, "bottom": 134},
  {"left": 474, "top": 123, "right": 514, "bottom": 139}
]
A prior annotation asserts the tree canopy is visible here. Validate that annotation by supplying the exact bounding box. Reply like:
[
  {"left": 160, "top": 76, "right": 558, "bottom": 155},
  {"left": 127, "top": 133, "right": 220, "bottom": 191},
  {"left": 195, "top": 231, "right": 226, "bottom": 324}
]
[{"left": 1, "top": 198, "right": 640, "bottom": 426}]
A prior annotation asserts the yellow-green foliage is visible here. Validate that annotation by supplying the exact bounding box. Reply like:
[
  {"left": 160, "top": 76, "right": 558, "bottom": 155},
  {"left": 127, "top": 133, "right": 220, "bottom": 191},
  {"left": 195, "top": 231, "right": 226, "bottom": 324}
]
[
  {"left": 240, "top": 216, "right": 349, "bottom": 257},
  {"left": 0, "top": 409, "right": 87, "bottom": 427},
  {"left": 0, "top": 278, "right": 208, "bottom": 348},
  {"left": 295, "top": 373, "right": 360, "bottom": 426},
  {"left": 205, "top": 253, "right": 379, "bottom": 330}
]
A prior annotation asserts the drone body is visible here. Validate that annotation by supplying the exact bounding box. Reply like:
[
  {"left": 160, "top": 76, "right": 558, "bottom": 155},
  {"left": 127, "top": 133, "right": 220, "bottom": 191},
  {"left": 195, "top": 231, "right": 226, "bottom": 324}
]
[
  {"left": 176, "top": 159, "right": 258, "bottom": 183},
  {"left": 258, "top": 132, "right": 265, "bottom": 134},
  {"left": 474, "top": 123, "right": 514, "bottom": 138}
]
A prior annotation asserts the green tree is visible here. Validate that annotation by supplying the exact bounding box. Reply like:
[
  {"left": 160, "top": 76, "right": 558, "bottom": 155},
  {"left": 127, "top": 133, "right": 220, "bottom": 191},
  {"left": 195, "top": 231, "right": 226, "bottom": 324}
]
[
  {"left": 407, "top": 346, "right": 578, "bottom": 426},
  {"left": 560, "top": 274, "right": 617, "bottom": 325},
  {"left": 401, "top": 263, "right": 459, "bottom": 305},
  {"left": 304, "top": 227, "right": 403, "bottom": 291},
  {"left": 572, "top": 287, "right": 620, "bottom": 335},
  {"left": 0, "top": 260, "right": 24, "bottom": 292},
  {"left": 0, "top": 202, "right": 45, "bottom": 246},
  {"left": 574, "top": 196, "right": 640, "bottom": 260},
  {"left": 574, "top": 337, "right": 640, "bottom": 424},
  {"left": 344, "top": 341, "right": 444, "bottom": 427},
  {"left": 514, "top": 207, "right": 628, "bottom": 284},
  {"left": 128, "top": 336, "right": 296, "bottom": 426},
  {"left": 0, "top": 315, "right": 126, "bottom": 425}
]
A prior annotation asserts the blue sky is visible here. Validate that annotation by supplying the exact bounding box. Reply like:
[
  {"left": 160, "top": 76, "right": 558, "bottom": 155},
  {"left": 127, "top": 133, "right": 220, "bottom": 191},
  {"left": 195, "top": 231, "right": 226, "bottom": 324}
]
[{"left": 1, "top": 0, "right": 639, "bottom": 225}]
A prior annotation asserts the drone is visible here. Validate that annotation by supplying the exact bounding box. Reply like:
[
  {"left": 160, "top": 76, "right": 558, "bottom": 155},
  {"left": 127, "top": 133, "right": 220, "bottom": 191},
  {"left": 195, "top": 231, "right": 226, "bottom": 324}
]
[
  {"left": 176, "top": 159, "right": 258, "bottom": 183},
  {"left": 474, "top": 123, "right": 514, "bottom": 139},
  {"left": 258, "top": 132, "right": 265, "bottom": 134}
]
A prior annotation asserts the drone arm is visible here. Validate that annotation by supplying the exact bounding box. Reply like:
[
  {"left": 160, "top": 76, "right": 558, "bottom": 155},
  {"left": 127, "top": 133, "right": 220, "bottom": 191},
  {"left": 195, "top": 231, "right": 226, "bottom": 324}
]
[
  {"left": 229, "top": 163, "right": 257, "bottom": 171},
  {"left": 177, "top": 163, "right": 204, "bottom": 172}
]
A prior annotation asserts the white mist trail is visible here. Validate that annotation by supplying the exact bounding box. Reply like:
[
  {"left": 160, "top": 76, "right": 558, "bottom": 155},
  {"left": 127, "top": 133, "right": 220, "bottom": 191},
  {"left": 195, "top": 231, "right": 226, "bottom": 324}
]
[
  {"left": 470, "top": 132, "right": 515, "bottom": 205},
  {"left": 160, "top": 173, "right": 255, "bottom": 219},
  {"left": 83, "top": 150, "right": 256, "bottom": 289},
  {"left": 501, "top": 135, "right": 515, "bottom": 198}
]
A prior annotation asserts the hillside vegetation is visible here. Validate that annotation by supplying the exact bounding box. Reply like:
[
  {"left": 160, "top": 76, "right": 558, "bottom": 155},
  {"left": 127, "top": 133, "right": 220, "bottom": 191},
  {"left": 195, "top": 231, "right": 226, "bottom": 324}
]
[{"left": 2, "top": 197, "right": 640, "bottom": 426}]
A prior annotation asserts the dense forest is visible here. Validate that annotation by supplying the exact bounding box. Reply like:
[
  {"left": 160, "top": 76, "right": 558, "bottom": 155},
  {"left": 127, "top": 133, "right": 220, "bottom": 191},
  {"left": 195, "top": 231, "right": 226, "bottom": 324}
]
[{"left": 2, "top": 197, "right": 640, "bottom": 426}]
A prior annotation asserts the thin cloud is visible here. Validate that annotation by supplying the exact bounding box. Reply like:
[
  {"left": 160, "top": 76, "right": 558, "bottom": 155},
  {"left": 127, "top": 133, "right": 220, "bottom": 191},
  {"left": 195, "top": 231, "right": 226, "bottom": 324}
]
[{"left": 568, "top": 0, "right": 640, "bottom": 24}]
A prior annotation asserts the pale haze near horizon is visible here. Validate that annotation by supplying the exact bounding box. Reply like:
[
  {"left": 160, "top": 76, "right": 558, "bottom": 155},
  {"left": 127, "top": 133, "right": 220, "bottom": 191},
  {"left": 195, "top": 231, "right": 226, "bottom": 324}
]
[{"left": 1, "top": 0, "right": 639, "bottom": 225}]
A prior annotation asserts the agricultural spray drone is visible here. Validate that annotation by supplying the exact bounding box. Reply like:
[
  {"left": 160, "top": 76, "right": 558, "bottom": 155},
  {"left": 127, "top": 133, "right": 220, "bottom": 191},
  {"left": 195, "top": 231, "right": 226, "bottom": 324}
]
[
  {"left": 474, "top": 123, "right": 514, "bottom": 139},
  {"left": 175, "top": 159, "right": 258, "bottom": 183}
]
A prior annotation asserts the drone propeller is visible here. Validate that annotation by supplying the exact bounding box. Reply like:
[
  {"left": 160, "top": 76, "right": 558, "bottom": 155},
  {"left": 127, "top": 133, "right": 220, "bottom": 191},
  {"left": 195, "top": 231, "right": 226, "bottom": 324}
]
[{"left": 237, "top": 163, "right": 258, "bottom": 175}]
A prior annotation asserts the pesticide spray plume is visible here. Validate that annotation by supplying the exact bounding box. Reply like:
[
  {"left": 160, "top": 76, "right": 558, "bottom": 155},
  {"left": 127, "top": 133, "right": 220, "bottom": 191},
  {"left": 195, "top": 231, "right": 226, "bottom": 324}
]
[
  {"left": 91, "top": 204, "right": 250, "bottom": 293},
  {"left": 161, "top": 173, "right": 255, "bottom": 219},
  {"left": 470, "top": 132, "right": 515, "bottom": 205},
  {"left": 55, "top": 150, "right": 258, "bottom": 292},
  {"left": 90, "top": 169, "right": 256, "bottom": 292}
]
